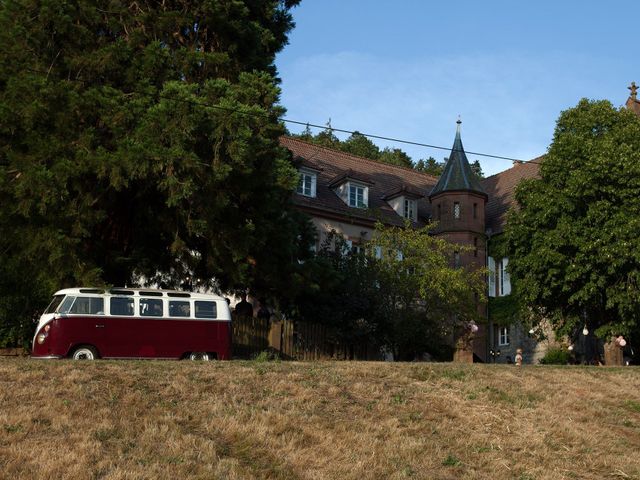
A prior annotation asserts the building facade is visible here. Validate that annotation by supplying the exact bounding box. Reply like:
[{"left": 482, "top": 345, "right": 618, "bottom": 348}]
[{"left": 282, "top": 83, "right": 640, "bottom": 363}]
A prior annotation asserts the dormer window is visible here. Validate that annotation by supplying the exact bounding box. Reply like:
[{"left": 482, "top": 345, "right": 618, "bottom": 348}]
[
  {"left": 329, "top": 170, "right": 373, "bottom": 209},
  {"left": 382, "top": 185, "right": 423, "bottom": 221},
  {"left": 404, "top": 198, "right": 416, "bottom": 221},
  {"left": 297, "top": 169, "right": 317, "bottom": 198},
  {"left": 348, "top": 183, "right": 367, "bottom": 208}
]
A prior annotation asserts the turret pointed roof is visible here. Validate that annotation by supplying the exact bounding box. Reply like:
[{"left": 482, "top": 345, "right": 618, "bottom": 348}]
[{"left": 429, "top": 120, "right": 486, "bottom": 198}]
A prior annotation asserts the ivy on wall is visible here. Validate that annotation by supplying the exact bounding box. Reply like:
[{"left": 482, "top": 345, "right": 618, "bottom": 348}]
[
  {"left": 488, "top": 234, "right": 524, "bottom": 327},
  {"left": 488, "top": 295, "right": 521, "bottom": 327}
]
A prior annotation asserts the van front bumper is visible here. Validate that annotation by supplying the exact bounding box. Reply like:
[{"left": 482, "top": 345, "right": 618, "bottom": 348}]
[{"left": 30, "top": 354, "right": 64, "bottom": 360}]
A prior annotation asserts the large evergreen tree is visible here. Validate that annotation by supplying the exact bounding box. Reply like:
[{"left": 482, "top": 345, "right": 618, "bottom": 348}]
[
  {"left": 0, "top": 0, "right": 306, "bottom": 346},
  {"left": 505, "top": 99, "right": 640, "bottom": 339}
]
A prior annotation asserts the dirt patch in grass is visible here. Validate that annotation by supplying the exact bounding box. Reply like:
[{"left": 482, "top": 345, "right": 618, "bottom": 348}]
[{"left": 1, "top": 359, "right": 639, "bottom": 479}]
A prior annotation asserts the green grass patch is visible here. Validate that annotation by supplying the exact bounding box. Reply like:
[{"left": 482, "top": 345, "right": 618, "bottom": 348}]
[
  {"left": 623, "top": 400, "right": 640, "bottom": 413},
  {"left": 442, "top": 454, "right": 462, "bottom": 467}
]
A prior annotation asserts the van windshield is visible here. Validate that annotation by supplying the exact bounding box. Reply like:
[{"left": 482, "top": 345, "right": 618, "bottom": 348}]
[
  {"left": 58, "top": 296, "right": 76, "bottom": 314},
  {"left": 44, "top": 295, "right": 65, "bottom": 314}
]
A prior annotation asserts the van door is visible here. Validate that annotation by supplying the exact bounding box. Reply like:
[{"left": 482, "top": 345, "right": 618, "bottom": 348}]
[
  {"left": 104, "top": 296, "right": 137, "bottom": 357},
  {"left": 63, "top": 296, "right": 108, "bottom": 357}
]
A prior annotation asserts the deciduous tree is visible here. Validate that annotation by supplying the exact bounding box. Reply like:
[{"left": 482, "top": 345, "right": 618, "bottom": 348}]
[
  {"left": 505, "top": 99, "right": 640, "bottom": 339},
  {"left": 295, "top": 224, "right": 486, "bottom": 360}
]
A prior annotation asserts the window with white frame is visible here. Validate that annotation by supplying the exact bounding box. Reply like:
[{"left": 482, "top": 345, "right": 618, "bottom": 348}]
[
  {"left": 499, "top": 257, "right": 511, "bottom": 296},
  {"left": 404, "top": 198, "right": 416, "bottom": 221},
  {"left": 348, "top": 183, "right": 367, "bottom": 208},
  {"left": 296, "top": 169, "right": 317, "bottom": 197},
  {"left": 498, "top": 326, "right": 510, "bottom": 346},
  {"left": 341, "top": 239, "right": 363, "bottom": 256},
  {"left": 488, "top": 256, "right": 496, "bottom": 297}
]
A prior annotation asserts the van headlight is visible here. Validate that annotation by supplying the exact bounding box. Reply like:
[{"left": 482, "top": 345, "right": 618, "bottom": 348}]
[{"left": 36, "top": 333, "right": 46, "bottom": 344}]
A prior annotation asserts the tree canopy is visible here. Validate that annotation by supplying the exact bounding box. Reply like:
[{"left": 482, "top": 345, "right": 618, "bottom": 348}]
[
  {"left": 293, "top": 128, "right": 445, "bottom": 171},
  {"left": 415, "top": 157, "right": 445, "bottom": 176},
  {"left": 295, "top": 224, "right": 486, "bottom": 360},
  {"left": 0, "top": 0, "right": 307, "bottom": 346},
  {"left": 505, "top": 99, "right": 640, "bottom": 339}
]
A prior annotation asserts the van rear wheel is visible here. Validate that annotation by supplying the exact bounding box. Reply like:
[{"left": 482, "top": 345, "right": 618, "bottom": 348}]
[
  {"left": 71, "top": 346, "right": 98, "bottom": 360},
  {"left": 188, "top": 352, "right": 211, "bottom": 361}
]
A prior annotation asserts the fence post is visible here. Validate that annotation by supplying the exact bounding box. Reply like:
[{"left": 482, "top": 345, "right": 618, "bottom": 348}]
[{"left": 268, "top": 318, "right": 282, "bottom": 353}]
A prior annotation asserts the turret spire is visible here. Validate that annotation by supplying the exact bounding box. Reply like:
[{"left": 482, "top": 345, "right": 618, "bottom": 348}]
[{"left": 429, "top": 119, "right": 486, "bottom": 198}]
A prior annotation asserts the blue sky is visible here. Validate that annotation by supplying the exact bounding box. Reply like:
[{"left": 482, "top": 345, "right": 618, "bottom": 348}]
[{"left": 275, "top": 1, "right": 637, "bottom": 176}]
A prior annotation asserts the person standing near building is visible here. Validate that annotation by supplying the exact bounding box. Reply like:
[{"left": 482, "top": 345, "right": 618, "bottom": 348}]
[
  {"left": 257, "top": 298, "right": 271, "bottom": 322},
  {"left": 234, "top": 293, "right": 254, "bottom": 318}
]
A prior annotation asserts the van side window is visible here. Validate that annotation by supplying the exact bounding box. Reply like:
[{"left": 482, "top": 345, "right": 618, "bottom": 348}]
[
  {"left": 195, "top": 301, "right": 216, "bottom": 319},
  {"left": 140, "top": 298, "right": 163, "bottom": 317},
  {"left": 110, "top": 297, "right": 134, "bottom": 316},
  {"left": 169, "top": 300, "right": 190, "bottom": 318},
  {"left": 69, "top": 297, "right": 104, "bottom": 315}
]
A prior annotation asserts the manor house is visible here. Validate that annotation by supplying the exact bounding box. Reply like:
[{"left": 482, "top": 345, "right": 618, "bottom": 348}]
[{"left": 280, "top": 83, "right": 640, "bottom": 363}]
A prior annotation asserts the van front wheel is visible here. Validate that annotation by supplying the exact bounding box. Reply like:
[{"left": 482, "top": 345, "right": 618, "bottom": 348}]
[
  {"left": 188, "top": 352, "right": 211, "bottom": 361},
  {"left": 71, "top": 346, "right": 98, "bottom": 360}
]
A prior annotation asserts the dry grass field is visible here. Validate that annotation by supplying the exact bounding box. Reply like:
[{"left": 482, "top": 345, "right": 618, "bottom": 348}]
[{"left": 1, "top": 358, "right": 639, "bottom": 480}]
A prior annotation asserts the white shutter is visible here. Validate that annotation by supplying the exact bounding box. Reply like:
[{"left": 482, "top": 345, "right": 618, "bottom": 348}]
[
  {"left": 363, "top": 187, "right": 369, "bottom": 207},
  {"left": 342, "top": 239, "right": 353, "bottom": 257},
  {"left": 374, "top": 246, "right": 383, "bottom": 259},
  {"left": 502, "top": 257, "right": 511, "bottom": 295},
  {"left": 311, "top": 174, "right": 317, "bottom": 198},
  {"left": 488, "top": 257, "right": 496, "bottom": 297}
]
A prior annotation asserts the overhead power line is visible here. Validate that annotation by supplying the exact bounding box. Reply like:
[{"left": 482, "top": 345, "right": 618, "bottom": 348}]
[
  {"left": 280, "top": 119, "right": 533, "bottom": 164},
  {"left": 20, "top": 67, "right": 542, "bottom": 166}
]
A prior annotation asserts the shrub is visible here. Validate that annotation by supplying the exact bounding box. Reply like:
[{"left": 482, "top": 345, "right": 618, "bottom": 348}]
[
  {"left": 539, "top": 347, "right": 571, "bottom": 365},
  {"left": 252, "top": 350, "right": 280, "bottom": 363}
]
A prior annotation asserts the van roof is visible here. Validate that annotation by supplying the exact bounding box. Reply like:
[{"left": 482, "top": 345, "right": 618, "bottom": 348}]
[{"left": 53, "top": 288, "right": 226, "bottom": 301}]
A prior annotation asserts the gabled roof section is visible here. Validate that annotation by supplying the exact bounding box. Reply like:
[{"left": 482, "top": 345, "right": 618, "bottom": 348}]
[
  {"left": 280, "top": 136, "right": 439, "bottom": 227},
  {"left": 328, "top": 169, "right": 375, "bottom": 188},
  {"left": 429, "top": 120, "right": 486, "bottom": 198},
  {"left": 481, "top": 157, "right": 542, "bottom": 234},
  {"left": 382, "top": 184, "right": 424, "bottom": 201},
  {"left": 294, "top": 155, "right": 323, "bottom": 172}
]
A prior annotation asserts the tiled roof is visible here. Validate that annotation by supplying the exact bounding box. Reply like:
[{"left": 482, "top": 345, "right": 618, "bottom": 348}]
[
  {"left": 626, "top": 96, "right": 640, "bottom": 117},
  {"left": 482, "top": 84, "right": 638, "bottom": 235},
  {"left": 280, "top": 136, "right": 439, "bottom": 227},
  {"left": 430, "top": 123, "right": 486, "bottom": 198},
  {"left": 382, "top": 184, "right": 424, "bottom": 201},
  {"left": 328, "top": 169, "right": 375, "bottom": 188},
  {"left": 481, "top": 157, "right": 542, "bottom": 234}
]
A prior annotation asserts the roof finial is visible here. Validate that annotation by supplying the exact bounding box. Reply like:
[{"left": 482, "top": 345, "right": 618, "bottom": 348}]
[
  {"left": 456, "top": 115, "right": 462, "bottom": 134},
  {"left": 629, "top": 82, "right": 638, "bottom": 100}
]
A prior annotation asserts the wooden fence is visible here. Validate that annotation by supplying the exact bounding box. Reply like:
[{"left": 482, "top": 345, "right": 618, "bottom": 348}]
[{"left": 232, "top": 315, "right": 380, "bottom": 361}]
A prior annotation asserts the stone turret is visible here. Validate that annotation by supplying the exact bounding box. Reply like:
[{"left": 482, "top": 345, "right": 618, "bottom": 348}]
[
  {"left": 429, "top": 120, "right": 487, "bottom": 265},
  {"left": 429, "top": 120, "right": 488, "bottom": 361}
]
